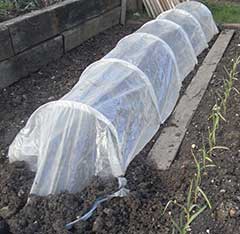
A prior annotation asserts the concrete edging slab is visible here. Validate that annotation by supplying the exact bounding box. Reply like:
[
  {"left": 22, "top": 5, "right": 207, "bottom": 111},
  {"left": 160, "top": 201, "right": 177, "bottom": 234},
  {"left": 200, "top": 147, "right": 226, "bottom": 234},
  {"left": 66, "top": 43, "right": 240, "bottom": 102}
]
[{"left": 149, "top": 29, "right": 235, "bottom": 170}]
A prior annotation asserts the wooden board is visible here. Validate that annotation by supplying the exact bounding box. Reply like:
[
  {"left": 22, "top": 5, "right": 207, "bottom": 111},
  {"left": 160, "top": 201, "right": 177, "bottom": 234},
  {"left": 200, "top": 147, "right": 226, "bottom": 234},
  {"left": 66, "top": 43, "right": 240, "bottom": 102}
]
[
  {"left": 155, "top": 0, "right": 164, "bottom": 13},
  {"left": 149, "top": 30, "right": 235, "bottom": 170},
  {"left": 143, "top": 0, "right": 181, "bottom": 17},
  {"left": 149, "top": 0, "right": 160, "bottom": 17},
  {"left": 146, "top": 0, "right": 156, "bottom": 17},
  {"left": 143, "top": 0, "right": 152, "bottom": 17}
]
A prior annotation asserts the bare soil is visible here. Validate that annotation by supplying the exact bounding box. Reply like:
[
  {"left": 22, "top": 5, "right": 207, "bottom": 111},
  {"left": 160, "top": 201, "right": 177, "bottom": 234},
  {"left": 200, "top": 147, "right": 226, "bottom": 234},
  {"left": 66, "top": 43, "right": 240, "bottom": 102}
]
[{"left": 0, "top": 24, "right": 240, "bottom": 234}]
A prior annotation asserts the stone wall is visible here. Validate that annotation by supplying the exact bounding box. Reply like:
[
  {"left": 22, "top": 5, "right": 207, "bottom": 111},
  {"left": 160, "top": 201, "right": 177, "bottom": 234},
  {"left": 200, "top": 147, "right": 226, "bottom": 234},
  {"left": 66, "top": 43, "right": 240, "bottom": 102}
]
[{"left": 0, "top": 0, "right": 121, "bottom": 88}]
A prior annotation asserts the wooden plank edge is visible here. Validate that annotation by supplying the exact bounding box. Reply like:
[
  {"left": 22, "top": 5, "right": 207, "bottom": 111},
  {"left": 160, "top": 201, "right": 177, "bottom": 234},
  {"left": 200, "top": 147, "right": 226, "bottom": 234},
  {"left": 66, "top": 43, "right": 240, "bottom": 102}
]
[{"left": 223, "top": 23, "right": 240, "bottom": 29}]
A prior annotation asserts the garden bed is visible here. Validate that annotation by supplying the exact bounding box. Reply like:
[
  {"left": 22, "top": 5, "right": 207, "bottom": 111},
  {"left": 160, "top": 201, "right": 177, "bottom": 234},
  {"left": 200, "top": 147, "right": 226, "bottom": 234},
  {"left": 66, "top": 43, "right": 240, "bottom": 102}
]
[{"left": 0, "top": 23, "right": 240, "bottom": 234}]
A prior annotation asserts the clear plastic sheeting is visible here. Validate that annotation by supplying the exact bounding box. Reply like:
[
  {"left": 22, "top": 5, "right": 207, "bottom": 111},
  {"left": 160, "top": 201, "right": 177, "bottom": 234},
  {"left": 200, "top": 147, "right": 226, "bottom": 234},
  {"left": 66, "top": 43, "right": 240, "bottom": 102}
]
[
  {"left": 62, "top": 59, "right": 161, "bottom": 171},
  {"left": 136, "top": 19, "right": 197, "bottom": 81},
  {"left": 157, "top": 9, "right": 208, "bottom": 56},
  {"left": 8, "top": 5, "right": 219, "bottom": 196},
  {"left": 176, "top": 1, "right": 219, "bottom": 42},
  {"left": 104, "top": 33, "right": 181, "bottom": 122},
  {"left": 9, "top": 59, "right": 161, "bottom": 196},
  {"left": 9, "top": 101, "right": 122, "bottom": 195}
]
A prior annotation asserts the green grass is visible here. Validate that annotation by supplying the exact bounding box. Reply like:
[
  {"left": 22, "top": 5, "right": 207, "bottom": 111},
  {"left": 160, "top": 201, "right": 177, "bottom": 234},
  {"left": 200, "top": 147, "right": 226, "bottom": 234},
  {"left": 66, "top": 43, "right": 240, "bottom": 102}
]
[{"left": 203, "top": 0, "right": 240, "bottom": 24}]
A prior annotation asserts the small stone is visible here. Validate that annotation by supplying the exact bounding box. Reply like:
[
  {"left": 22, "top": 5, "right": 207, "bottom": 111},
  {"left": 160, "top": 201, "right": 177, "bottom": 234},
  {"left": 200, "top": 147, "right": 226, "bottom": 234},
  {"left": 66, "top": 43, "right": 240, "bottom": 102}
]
[
  {"left": 191, "top": 144, "right": 196, "bottom": 149},
  {"left": 48, "top": 96, "right": 55, "bottom": 101},
  {"left": 18, "top": 189, "right": 25, "bottom": 197},
  {"left": 216, "top": 201, "right": 238, "bottom": 221},
  {"left": 216, "top": 202, "right": 228, "bottom": 221},
  {"left": 103, "top": 208, "right": 112, "bottom": 216},
  {"left": 133, "top": 12, "right": 140, "bottom": 17},
  {"left": 92, "top": 216, "right": 104, "bottom": 232},
  {"left": 229, "top": 207, "right": 237, "bottom": 217},
  {"left": 0, "top": 207, "right": 10, "bottom": 219},
  {"left": 26, "top": 221, "right": 39, "bottom": 232}
]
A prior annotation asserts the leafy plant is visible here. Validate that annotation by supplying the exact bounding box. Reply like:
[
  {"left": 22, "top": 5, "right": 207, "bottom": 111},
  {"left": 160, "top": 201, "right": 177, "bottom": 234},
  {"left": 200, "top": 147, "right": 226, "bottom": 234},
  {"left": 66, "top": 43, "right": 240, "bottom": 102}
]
[
  {"left": 220, "top": 57, "right": 240, "bottom": 113},
  {"left": 199, "top": 143, "right": 214, "bottom": 169},
  {"left": 164, "top": 181, "right": 207, "bottom": 234},
  {"left": 191, "top": 149, "right": 212, "bottom": 209},
  {"left": 164, "top": 56, "right": 239, "bottom": 234},
  {"left": 208, "top": 104, "right": 225, "bottom": 152}
]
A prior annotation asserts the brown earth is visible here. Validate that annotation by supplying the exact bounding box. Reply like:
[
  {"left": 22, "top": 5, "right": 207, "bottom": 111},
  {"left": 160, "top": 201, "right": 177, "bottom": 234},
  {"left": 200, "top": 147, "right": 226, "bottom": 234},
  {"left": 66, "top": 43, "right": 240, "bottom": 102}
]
[{"left": 0, "top": 23, "right": 240, "bottom": 234}]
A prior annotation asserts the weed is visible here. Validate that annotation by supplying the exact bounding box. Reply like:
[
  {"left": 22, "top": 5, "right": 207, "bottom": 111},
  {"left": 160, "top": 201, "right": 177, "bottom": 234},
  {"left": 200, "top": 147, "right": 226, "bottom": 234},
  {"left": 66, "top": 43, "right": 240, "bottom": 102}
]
[
  {"left": 164, "top": 181, "right": 207, "bottom": 234},
  {"left": 199, "top": 143, "right": 214, "bottom": 169},
  {"left": 220, "top": 57, "right": 240, "bottom": 113},
  {"left": 208, "top": 104, "right": 225, "bottom": 152},
  {"left": 164, "top": 56, "right": 239, "bottom": 234}
]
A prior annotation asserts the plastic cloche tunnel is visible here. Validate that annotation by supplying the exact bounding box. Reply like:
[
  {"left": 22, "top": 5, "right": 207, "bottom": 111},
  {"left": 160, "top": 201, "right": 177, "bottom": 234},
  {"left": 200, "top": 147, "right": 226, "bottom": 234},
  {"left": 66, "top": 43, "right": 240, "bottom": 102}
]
[
  {"left": 9, "top": 59, "right": 161, "bottom": 196},
  {"left": 104, "top": 32, "right": 181, "bottom": 122},
  {"left": 176, "top": 1, "right": 219, "bottom": 42},
  {"left": 136, "top": 19, "right": 197, "bottom": 81},
  {"left": 157, "top": 8, "right": 208, "bottom": 56},
  {"left": 8, "top": 2, "right": 219, "bottom": 196}
]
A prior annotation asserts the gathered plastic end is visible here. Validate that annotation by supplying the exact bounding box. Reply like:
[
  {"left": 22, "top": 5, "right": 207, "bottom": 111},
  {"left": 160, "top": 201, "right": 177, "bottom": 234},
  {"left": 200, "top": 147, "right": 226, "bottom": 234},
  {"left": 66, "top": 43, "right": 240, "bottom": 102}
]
[{"left": 65, "top": 176, "right": 130, "bottom": 230}]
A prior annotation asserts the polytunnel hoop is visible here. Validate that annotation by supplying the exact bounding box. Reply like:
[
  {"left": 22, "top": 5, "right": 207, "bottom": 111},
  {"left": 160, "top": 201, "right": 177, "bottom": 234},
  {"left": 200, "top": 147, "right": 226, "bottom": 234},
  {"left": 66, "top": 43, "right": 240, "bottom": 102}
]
[
  {"left": 9, "top": 100, "right": 125, "bottom": 178},
  {"left": 56, "top": 101, "right": 125, "bottom": 177},
  {"left": 131, "top": 32, "right": 182, "bottom": 85},
  {"left": 176, "top": 1, "right": 219, "bottom": 42},
  {"left": 156, "top": 8, "right": 208, "bottom": 56},
  {"left": 69, "top": 57, "right": 164, "bottom": 122},
  {"left": 137, "top": 18, "right": 198, "bottom": 80},
  {"left": 100, "top": 58, "right": 163, "bottom": 123}
]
